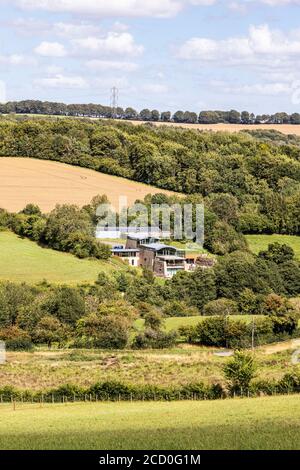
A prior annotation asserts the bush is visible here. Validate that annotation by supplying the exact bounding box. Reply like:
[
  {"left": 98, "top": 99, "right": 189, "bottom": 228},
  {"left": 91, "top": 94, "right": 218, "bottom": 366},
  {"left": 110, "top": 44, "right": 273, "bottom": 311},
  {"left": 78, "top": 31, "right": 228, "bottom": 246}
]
[
  {"left": 133, "top": 328, "right": 178, "bottom": 349},
  {"left": 223, "top": 351, "right": 257, "bottom": 394},
  {"left": 203, "top": 298, "right": 239, "bottom": 316},
  {"left": 5, "top": 338, "right": 33, "bottom": 351},
  {"left": 163, "top": 300, "right": 199, "bottom": 317}
]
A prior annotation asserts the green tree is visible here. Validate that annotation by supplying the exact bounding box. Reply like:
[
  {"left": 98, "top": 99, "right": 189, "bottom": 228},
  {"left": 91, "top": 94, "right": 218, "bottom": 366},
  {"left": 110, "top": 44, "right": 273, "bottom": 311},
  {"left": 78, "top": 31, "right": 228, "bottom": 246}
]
[{"left": 223, "top": 351, "right": 257, "bottom": 394}]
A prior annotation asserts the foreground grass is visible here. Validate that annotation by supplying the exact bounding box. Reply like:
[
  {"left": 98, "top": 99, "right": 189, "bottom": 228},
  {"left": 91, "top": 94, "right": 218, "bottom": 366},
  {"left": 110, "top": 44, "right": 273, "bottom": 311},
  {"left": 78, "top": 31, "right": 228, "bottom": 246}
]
[
  {"left": 246, "top": 234, "right": 300, "bottom": 260},
  {"left": 0, "top": 396, "right": 299, "bottom": 449},
  {"left": 0, "top": 231, "right": 125, "bottom": 284}
]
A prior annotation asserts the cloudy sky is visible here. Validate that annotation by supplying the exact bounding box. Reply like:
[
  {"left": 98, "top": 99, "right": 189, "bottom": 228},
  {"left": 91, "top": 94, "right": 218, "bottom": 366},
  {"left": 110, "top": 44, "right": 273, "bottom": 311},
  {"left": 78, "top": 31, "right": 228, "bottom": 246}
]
[{"left": 0, "top": 0, "right": 300, "bottom": 113}]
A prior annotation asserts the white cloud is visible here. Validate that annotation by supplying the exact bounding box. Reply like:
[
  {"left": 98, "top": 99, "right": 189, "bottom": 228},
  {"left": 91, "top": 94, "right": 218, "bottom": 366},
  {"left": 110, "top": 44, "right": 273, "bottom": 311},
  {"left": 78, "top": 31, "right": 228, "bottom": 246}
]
[
  {"left": 45, "top": 65, "right": 64, "bottom": 74},
  {"left": 73, "top": 32, "right": 143, "bottom": 57},
  {"left": 0, "top": 53, "right": 37, "bottom": 66},
  {"left": 86, "top": 60, "right": 138, "bottom": 72},
  {"left": 142, "top": 83, "right": 169, "bottom": 94},
  {"left": 34, "top": 74, "right": 88, "bottom": 88},
  {"left": 53, "top": 22, "right": 101, "bottom": 38},
  {"left": 177, "top": 24, "right": 300, "bottom": 65},
  {"left": 225, "top": 82, "right": 292, "bottom": 95},
  {"left": 35, "top": 41, "right": 67, "bottom": 57},
  {"left": 261, "top": 0, "right": 300, "bottom": 5},
  {"left": 14, "top": 0, "right": 218, "bottom": 17},
  {"left": 16, "top": 0, "right": 183, "bottom": 18}
]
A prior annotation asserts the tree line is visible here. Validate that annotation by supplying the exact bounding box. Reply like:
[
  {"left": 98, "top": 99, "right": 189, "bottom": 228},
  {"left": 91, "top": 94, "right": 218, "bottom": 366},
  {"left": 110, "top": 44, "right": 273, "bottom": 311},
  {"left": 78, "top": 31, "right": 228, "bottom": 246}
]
[
  {"left": 0, "top": 117, "right": 299, "bottom": 236},
  {"left": 1, "top": 100, "right": 300, "bottom": 124}
]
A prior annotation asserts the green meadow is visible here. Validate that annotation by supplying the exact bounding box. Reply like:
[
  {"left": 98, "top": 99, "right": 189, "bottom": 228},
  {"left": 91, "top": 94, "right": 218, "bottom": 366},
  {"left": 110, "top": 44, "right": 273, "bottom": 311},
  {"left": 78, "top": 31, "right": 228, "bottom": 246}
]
[
  {"left": 0, "top": 396, "right": 299, "bottom": 450},
  {"left": 246, "top": 234, "right": 300, "bottom": 260},
  {"left": 0, "top": 231, "right": 125, "bottom": 284}
]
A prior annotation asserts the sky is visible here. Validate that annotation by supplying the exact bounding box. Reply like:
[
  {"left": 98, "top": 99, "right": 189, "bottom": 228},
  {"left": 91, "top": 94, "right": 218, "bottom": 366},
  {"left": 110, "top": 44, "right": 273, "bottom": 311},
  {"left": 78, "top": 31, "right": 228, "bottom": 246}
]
[{"left": 0, "top": 0, "right": 300, "bottom": 114}]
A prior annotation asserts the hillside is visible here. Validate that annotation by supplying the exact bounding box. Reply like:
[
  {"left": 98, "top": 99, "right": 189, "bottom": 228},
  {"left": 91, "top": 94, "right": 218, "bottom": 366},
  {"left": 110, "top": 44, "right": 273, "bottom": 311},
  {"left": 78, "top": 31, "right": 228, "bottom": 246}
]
[
  {"left": 0, "top": 396, "right": 299, "bottom": 449},
  {"left": 0, "top": 157, "right": 175, "bottom": 212},
  {"left": 0, "top": 231, "right": 124, "bottom": 284},
  {"left": 246, "top": 234, "right": 300, "bottom": 260}
]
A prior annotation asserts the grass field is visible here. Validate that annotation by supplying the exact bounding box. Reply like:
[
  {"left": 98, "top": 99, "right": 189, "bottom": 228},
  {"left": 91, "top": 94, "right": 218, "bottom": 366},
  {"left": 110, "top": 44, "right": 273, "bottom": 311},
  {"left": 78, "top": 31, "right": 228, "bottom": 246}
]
[
  {"left": 0, "top": 231, "right": 125, "bottom": 284},
  {"left": 135, "top": 315, "right": 260, "bottom": 332},
  {"left": 246, "top": 234, "right": 300, "bottom": 260},
  {"left": 0, "top": 396, "right": 299, "bottom": 449},
  {"left": 2, "top": 339, "right": 299, "bottom": 391},
  {"left": 0, "top": 157, "right": 176, "bottom": 212}
]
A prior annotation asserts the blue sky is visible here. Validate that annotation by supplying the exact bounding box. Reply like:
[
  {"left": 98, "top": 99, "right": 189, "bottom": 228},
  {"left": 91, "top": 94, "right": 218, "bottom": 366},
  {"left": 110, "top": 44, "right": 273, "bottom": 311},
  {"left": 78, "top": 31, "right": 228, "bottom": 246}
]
[{"left": 0, "top": 0, "right": 300, "bottom": 113}]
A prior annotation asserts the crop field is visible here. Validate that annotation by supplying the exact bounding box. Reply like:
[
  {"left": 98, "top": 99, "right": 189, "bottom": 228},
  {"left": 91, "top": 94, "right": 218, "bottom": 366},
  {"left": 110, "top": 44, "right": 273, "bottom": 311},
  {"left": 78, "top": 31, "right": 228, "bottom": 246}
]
[
  {"left": 0, "top": 396, "right": 299, "bottom": 450},
  {"left": 8, "top": 114, "right": 300, "bottom": 136},
  {"left": 0, "top": 231, "right": 125, "bottom": 284},
  {"left": 0, "top": 157, "right": 175, "bottom": 212},
  {"left": 131, "top": 120, "right": 300, "bottom": 136},
  {"left": 246, "top": 234, "right": 300, "bottom": 260},
  {"left": 2, "top": 340, "right": 299, "bottom": 391}
]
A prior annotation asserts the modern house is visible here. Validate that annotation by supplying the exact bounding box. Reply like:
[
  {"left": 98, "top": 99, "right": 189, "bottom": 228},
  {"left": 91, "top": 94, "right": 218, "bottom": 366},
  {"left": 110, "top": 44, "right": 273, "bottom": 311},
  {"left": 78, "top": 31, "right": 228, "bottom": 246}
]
[
  {"left": 96, "top": 226, "right": 170, "bottom": 240},
  {"left": 110, "top": 236, "right": 214, "bottom": 278},
  {"left": 111, "top": 246, "right": 140, "bottom": 267},
  {"left": 125, "top": 234, "right": 160, "bottom": 249}
]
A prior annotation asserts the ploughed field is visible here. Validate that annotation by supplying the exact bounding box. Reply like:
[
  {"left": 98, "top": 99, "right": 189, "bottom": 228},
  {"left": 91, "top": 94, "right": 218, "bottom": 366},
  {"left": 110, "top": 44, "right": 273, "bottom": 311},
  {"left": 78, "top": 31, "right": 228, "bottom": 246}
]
[
  {"left": 0, "top": 157, "right": 174, "bottom": 212},
  {"left": 0, "top": 396, "right": 299, "bottom": 449}
]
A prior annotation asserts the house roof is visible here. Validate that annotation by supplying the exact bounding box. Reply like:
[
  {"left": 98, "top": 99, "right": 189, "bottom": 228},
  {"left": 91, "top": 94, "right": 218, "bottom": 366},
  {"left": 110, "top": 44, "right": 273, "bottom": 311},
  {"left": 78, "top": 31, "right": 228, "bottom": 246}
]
[
  {"left": 112, "top": 248, "right": 140, "bottom": 253},
  {"left": 127, "top": 234, "right": 160, "bottom": 241},
  {"left": 140, "top": 243, "right": 177, "bottom": 252}
]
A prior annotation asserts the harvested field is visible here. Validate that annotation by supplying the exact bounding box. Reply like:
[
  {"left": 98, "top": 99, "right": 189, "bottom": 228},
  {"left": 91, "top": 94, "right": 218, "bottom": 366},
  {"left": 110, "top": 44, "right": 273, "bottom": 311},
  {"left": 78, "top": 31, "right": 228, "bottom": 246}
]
[
  {"left": 0, "top": 157, "right": 175, "bottom": 212},
  {"left": 132, "top": 121, "right": 300, "bottom": 136}
]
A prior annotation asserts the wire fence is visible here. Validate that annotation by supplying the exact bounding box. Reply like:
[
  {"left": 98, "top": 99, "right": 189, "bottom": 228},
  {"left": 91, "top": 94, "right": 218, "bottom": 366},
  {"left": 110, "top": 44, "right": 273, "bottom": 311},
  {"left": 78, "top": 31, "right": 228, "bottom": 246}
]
[{"left": 1, "top": 388, "right": 300, "bottom": 410}]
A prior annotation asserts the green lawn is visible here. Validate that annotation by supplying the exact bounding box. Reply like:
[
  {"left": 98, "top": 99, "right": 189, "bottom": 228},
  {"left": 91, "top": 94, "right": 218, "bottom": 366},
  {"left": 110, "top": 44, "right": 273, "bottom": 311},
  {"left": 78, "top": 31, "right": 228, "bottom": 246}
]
[
  {"left": 246, "top": 234, "right": 300, "bottom": 260},
  {"left": 0, "top": 231, "right": 125, "bottom": 284},
  {"left": 0, "top": 396, "right": 299, "bottom": 449},
  {"left": 135, "top": 315, "right": 261, "bottom": 333}
]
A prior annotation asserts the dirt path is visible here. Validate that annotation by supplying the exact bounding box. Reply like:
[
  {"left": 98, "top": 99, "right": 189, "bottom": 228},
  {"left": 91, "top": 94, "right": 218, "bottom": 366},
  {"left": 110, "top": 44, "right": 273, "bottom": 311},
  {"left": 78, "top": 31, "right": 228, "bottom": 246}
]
[{"left": 259, "top": 338, "right": 300, "bottom": 355}]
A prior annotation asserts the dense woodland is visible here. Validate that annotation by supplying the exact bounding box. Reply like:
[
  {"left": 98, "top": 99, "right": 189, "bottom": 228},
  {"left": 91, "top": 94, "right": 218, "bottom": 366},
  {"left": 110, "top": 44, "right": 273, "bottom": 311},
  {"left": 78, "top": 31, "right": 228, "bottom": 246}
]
[
  {"left": 1, "top": 100, "right": 300, "bottom": 125},
  {"left": 0, "top": 117, "right": 299, "bottom": 236}
]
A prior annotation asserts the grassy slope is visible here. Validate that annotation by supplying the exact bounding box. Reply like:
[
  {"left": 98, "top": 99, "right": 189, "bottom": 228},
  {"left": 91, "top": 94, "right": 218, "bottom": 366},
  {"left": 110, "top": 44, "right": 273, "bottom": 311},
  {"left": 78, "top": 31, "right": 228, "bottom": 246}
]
[
  {"left": 0, "top": 396, "right": 299, "bottom": 449},
  {"left": 246, "top": 234, "right": 300, "bottom": 260},
  {"left": 0, "top": 231, "right": 125, "bottom": 284}
]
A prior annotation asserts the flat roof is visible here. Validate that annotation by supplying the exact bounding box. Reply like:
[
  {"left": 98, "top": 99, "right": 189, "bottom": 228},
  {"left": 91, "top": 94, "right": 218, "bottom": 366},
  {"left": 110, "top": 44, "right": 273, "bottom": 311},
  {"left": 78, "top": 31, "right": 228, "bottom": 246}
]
[
  {"left": 127, "top": 234, "right": 160, "bottom": 240},
  {"left": 112, "top": 249, "right": 140, "bottom": 253},
  {"left": 140, "top": 243, "right": 177, "bottom": 252}
]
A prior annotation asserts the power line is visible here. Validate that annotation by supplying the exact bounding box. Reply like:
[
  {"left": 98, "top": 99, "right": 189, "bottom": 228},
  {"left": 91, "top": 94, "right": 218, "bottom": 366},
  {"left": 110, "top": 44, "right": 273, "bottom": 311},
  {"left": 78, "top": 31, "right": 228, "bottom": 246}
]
[{"left": 110, "top": 87, "right": 119, "bottom": 119}]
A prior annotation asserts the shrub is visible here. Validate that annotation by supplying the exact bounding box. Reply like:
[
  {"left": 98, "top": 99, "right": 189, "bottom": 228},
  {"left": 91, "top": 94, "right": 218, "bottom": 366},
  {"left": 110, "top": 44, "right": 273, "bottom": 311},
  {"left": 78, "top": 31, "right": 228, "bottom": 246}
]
[
  {"left": 5, "top": 338, "right": 33, "bottom": 351},
  {"left": 203, "top": 298, "right": 239, "bottom": 316},
  {"left": 133, "top": 328, "right": 178, "bottom": 349},
  {"left": 223, "top": 351, "right": 257, "bottom": 394}
]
